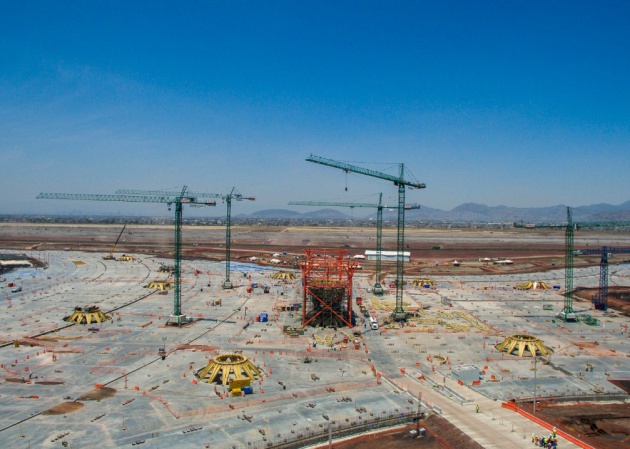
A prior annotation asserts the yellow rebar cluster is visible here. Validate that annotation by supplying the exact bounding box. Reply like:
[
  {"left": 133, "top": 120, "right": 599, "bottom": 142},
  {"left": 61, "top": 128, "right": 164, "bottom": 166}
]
[
  {"left": 404, "top": 309, "right": 489, "bottom": 333},
  {"left": 495, "top": 334, "right": 554, "bottom": 357},
  {"left": 196, "top": 353, "right": 262, "bottom": 385},
  {"left": 369, "top": 299, "right": 413, "bottom": 311},
  {"left": 272, "top": 271, "right": 296, "bottom": 280},
  {"left": 514, "top": 281, "right": 549, "bottom": 290},
  {"left": 145, "top": 281, "right": 173, "bottom": 290},
  {"left": 64, "top": 306, "right": 111, "bottom": 325},
  {"left": 411, "top": 278, "right": 435, "bottom": 287}
]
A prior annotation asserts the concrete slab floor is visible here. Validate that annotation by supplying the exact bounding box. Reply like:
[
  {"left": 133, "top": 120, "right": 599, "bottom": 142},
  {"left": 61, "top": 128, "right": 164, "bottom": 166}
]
[{"left": 0, "top": 249, "right": 628, "bottom": 448}]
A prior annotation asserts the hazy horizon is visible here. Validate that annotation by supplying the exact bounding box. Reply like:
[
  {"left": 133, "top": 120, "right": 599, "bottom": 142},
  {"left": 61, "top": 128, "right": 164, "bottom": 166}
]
[{"left": 2, "top": 2, "right": 629, "bottom": 217}]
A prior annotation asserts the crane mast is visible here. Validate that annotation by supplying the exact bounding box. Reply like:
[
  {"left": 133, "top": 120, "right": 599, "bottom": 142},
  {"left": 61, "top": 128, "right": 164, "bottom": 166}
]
[
  {"left": 116, "top": 188, "right": 255, "bottom": 290},
  {"left": 374, "top": 195, "right": 384, "bottom": 294},
  {"left": 305, "top": 155, "right": 425, "bottom": 321},
  {"left": 562, "top": 207, "right": 575, "bottom": 321},
  {"left": 579, "top": 246, "right": 630, "bottom": 311},
  {"left": 37, "top": 188, "right": 217, "bottom": 326},
  {"left": 515, "top": 207, "right": 630, "bottom": 321},
  {"left": 223, "top": 191, "right": 235, "bottom": 289}
]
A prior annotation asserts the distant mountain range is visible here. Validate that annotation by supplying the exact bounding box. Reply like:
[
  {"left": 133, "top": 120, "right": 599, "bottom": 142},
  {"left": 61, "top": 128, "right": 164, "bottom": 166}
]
[{"left": 240, "top": 201, "right": 630, "bottom": 223}]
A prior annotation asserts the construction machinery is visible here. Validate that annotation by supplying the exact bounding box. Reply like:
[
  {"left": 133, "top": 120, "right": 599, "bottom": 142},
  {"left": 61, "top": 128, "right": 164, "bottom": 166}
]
[
  {"left": 37, "top": 187, "right": 216, "bottom": 325},
  {"left": 116, "top": 187, "right": 254, "bottom": 290},
  {"left": 579, "top": 246, "right": 630, "bottom": 311},
  {"left": 103, "top": 224, "right": 127, "bottom": 260},
  {"left": 515, "top": 207, "right": 630, "bottom": 321},
  {"left": 306, "top": 155, "right": 425, "bottom": 321},
  {"left": 289, "top": 195, "right": 419, "bottom": 295}
]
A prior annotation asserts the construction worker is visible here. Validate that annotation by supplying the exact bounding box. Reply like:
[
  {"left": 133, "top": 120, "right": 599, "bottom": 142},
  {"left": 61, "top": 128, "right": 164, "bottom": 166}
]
[{"left": 475, "top": 404, "right": 479, "bottom": 413}]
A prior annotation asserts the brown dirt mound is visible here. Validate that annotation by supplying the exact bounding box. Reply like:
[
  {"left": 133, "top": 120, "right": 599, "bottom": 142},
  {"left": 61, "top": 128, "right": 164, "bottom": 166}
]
[
  {"left": 609, "top": 379, "right": 630, "bottom": 395},
  {"left": 319, "top": 414, "right": 483, "bottom": 449},
  {"left": 5, "top": 378, "right": 31, "bottom": 383},
  {"left": 575, "top": 287, "right": 630, "bottom": 317},
  {"left": 42, "top": 401, "right": 84, "bottom": 415},
  {"left": 77, "top": 386, "right": 116, "bottom": 401},
  {"left": 521, "top": 402, "right": 630, "bottom": 449}
]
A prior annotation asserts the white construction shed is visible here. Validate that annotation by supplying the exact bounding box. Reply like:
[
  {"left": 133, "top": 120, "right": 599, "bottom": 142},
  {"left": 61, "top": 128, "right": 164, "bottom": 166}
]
[{"left": 364, "top": 250, "right": 410, "bottom": 262}]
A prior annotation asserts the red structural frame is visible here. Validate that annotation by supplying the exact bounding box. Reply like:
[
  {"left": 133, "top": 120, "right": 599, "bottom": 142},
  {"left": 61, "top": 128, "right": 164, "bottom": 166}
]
[{"left": 298, "top": 249, "right": 358, "bottom": 328}]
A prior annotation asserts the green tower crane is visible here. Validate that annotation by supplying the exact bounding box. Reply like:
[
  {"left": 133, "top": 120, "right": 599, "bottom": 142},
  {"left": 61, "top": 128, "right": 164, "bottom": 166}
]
[
  {"left": 116, "top": 188, "right": 255, "bottom": 289},
  {"left": 37, "top": 188, "right": 217, "bottom": 325},
  {"left": 515, "top": 206, "right": 630, "bottom": 321},
  {"left": 305, "top": 154, "right": 425, "bottom": 321},
  {"left": 288, "top": 195, "right": 420, "bottom": 295}
]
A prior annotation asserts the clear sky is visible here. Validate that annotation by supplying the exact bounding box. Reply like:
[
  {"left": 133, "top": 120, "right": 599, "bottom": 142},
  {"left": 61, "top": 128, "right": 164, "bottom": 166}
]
[{"left": 1, "top": 1, "right": 629, "bottom": 217}]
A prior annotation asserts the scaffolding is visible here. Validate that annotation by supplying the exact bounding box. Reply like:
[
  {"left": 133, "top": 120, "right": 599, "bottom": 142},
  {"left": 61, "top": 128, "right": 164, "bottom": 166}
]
[{"left": 298, "top": 249, "right": 358, "bottom": 328}]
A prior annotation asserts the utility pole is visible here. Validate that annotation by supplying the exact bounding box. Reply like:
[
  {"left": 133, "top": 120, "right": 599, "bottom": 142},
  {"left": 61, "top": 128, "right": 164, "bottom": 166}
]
[{"left": 533, "top": 355, "right": 537, "bottom": 416}]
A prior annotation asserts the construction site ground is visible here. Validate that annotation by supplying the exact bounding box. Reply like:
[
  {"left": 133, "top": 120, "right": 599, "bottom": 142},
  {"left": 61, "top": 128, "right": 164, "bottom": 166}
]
[{"left": 0, "top": 223, "right": 629, "bottom": 448}]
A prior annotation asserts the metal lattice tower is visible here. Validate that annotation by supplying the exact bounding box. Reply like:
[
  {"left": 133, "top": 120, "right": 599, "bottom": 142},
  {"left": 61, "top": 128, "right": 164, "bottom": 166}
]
[
  {"left": 394, "top": 176, "right": 406, "bottom": 318},
  {"left": 580, "top": 246, "right": 630, "bottom": 311},
  {"left": 173, "top": 187, "right": 185, "bottom": 318},
  {"left": 305, "top": 155, "right": 425, "bottom": 321},
  {"left": 116, "top": 188, "right": 254, "bottom": 290},
  {"left": 515, "top": 206, "right": 630, "bottom": 321},
  {"left": 599, "top": 252, "right": 609, "bottom": 311},
  {"left": 560, "top": 207, "right": 576, "bottom": 321},
  {"left": 37, "top": 188, "right": 216, "bottom": 325}
]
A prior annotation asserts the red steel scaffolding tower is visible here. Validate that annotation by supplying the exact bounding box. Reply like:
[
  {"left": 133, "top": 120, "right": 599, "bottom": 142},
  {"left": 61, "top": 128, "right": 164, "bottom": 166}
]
[{"left": 298, "top": 249, "right": 359, "bottom": 328}]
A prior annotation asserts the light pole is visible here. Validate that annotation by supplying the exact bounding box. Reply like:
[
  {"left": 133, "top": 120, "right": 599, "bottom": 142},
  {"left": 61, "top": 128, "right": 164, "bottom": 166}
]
[{"left": 533, "top": 355, "right": 538, "bottom": 415}]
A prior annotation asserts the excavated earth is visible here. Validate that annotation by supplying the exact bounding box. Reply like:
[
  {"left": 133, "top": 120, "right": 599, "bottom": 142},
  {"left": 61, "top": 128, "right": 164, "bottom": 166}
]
[
  {"left": 519, "top": 402, "right": 630, "bottom": 449},
  {"left": 326, "top": 414, "right": 484, "bottom": 449}
]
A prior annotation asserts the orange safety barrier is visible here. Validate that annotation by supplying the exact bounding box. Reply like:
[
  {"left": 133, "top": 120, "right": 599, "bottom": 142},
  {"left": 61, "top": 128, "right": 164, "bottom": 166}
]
[
  {"left": 515, "top": 407, "right": 596, "bottom": 449},
  {"left": 501, "top": 401, "right": 518, "bottom": 411}
]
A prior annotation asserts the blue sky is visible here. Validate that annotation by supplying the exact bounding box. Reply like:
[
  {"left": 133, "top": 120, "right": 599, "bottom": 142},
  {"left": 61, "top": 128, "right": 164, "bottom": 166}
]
[{"left": 1, "top": 1, "right": 629, "bottom": 216}]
